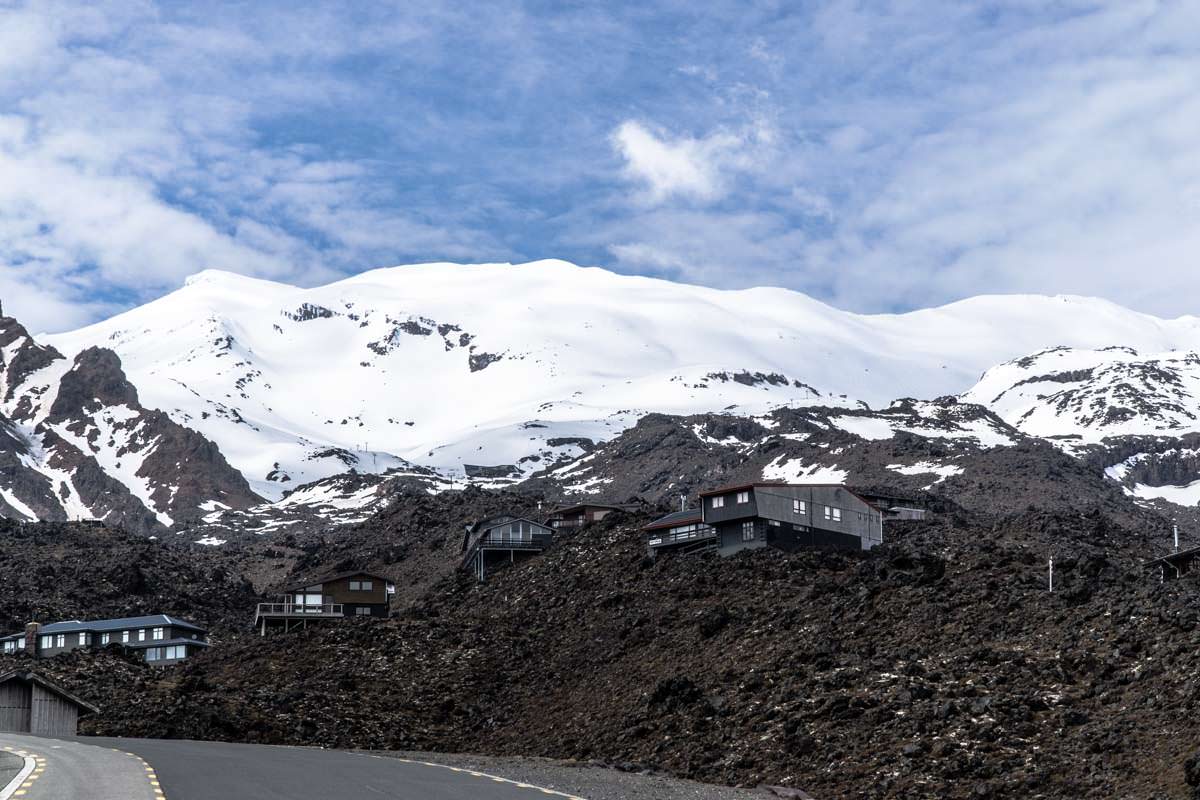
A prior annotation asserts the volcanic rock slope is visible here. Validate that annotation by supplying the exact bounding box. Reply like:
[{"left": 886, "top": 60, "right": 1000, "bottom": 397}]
[{"left": 0, "top": 315, "right": 260, "bottom": 534}]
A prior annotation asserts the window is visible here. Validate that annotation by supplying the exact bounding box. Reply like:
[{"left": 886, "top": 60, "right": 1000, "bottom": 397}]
[
  {"left": 824, "top": 506, "right": 842, "bottom": 522},
  {"left": 152, "top": 627, "right": 164, "bottom": 640},
  {"left": 78, "top": 632, "right": 88, "bottom": 646},
  {"left": 145, "top": 648, "right": 159, "bottom": 662},
  {"left": 137, "top": 629, "right": 147, "bottom": 642},
  {"left": 349, "top": 580, "right": 374, "bottom": 591},
  {"left": 41, "top": 635, "right": 52, "bottom": 648},
  {"left": 736, "top": 491, "right": 750, "bottom": 504},
  {"left": 121, "top": 630, "right": 130, "bottom": 643},
  {"left": 3, "top": 640, "right": 15, "bottom": 653},
  {"left": 355, "top": 607, "right": 372, "bottom": 616},
  {"left": 55, "top": 634, "right": 65, "bottom": 648},
  {"left": 711, "top": 496, "right": 725, "bottom": 509},
  {"left": 101, "top": 633, "right": 110, "bottom": 645},
  {"left": 742, "top": 521, "right": 756, "bottom": 542},
  {"left": 793, "top": 499, "right": 807, "bottom": 515}
]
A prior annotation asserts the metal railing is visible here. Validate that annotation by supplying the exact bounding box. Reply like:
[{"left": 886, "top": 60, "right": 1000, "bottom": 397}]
[
  {"left": 254, "top": 603, "right": 344, "bottom": 618},
  {"left": 648, "top": 526, "right": 717, "bottom": 547},
  {"left": 478, "top": 534, "right": 551, "bottom": 549}
]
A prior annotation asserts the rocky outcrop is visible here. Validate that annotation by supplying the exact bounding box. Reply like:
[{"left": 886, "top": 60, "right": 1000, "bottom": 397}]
[{"left": 0, "top": 315, "right": 262, "bottom": 533}]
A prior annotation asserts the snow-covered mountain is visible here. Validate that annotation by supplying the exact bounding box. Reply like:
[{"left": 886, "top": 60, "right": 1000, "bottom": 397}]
[
  {"left": 43, "top": 260, "right": 1200, "bottom": 505},
  {"left": 0, "top": 315, "right": 260, "bottom": 533},
  {"left": 963, "top": 346, "right": 1200, "bottom": 443}
]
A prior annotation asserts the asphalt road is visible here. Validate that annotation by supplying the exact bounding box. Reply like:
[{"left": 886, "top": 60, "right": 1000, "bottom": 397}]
[
  {"left": 0, "top": 734, "right": 159, "bottom": 800},
  {"left": 83, "top": 736, "right": 586, "bottom": 800}
]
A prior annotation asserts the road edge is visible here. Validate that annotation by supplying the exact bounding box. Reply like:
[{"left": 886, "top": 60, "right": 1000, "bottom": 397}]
[
  {"left": 358, "top": 753, "right": 588, "bottom": 799},
  {"left": 0, "top": 754, "right": 35, "bottom": 800}
]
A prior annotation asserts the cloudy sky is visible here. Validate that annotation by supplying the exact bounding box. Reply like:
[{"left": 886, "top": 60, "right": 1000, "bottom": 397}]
[{"left": 3, "top": 0, "right": 1200, "bottom": 331}]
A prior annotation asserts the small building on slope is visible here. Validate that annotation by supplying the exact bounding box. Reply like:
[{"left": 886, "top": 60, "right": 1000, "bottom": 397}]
[
  {"left": 0, "top": 671, "right": 99, "bottom": 736},
  {"left": 254, "top": 570, "right": 395, "bottom": 635},
  {"left": 0, "top": 615, "right": 209, "bottom": 665},
  {"left": 462, "top": 515, "right": 554, "bottom": 581},
  {"left": 545, "top": 503, "right": 634, "bottom": 532},
  {"left": 645, "top": 483, "right": 884, "bottom": 558}
]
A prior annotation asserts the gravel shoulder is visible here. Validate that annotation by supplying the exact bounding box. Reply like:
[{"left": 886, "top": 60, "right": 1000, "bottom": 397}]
[{"left": 366, "top": 750, "right": 788, "bottom": 800}]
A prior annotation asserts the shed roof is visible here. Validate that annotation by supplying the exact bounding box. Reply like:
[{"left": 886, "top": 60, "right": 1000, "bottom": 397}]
[
  {"left": 643, "top": 509, "right": 704, "bottom": 531},
  {"left": 1143, "top": 544, "right": 1200, "bottom": 567},
  {"left": 0, "top": 671, "right": 100, "bottom": 715},
  {"left": 548, "top": 503, "right": 634, "bottom": 516},
  {"left": 700, "top": 482, "right": 879, "bottom": 508}
]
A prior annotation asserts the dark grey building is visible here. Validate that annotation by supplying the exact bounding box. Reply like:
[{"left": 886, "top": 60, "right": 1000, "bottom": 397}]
[
  {"left": 0, "top": 671, "right": 99, "bottom": 736},
  {"left": 546, "top": 503, "right": 633, "bottom": 532},
  {"left": 646, "top": 483, "right": 884, "bottom": 557},
  {"left": 0, "top": 615, "right": 209, "bottom": 665},
  {"left": 254, "top": 570, "right": 396, "bottom": 635},
  {"left": 462, "top": 514, "right": 554, "bottom": 580}
]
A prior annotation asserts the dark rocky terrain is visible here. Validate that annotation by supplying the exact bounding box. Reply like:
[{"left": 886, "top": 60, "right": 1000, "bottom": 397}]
[
  {"left": 3, "top": 481, "right": 1198, "bottom": 799},
  {"left": 0, "top": 518, "right": 258, "bottom": 635}
]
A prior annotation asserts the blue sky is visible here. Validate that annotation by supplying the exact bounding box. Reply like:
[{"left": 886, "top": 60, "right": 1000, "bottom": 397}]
[{"left": 3, "top": 0, "right": 1200, "bottom": 331}]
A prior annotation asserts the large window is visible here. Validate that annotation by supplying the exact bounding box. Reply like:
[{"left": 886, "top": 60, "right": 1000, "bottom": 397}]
[
  {"left": 711, "top": 496, "right": 725, "bottom": 509},
  {"left": 742, "top": 521, "right": 756, "bottom": 541},
  {"left": 736, "top": 491, "right": 750, "bottom": 504},
  {"left": 40, "top": 635, "right": 52, "bottom": 649},
  {"left": 152, "top": 627, "right": 164, "bottom": 640},
  {"left": 2, "top": 640, "right": 15, "bottom": 653},
  {"left": 824, "top": 506, "right": 842, "bottom": 522},
  {"left": 793, "top": 499, "right": 807, "bottom": 515}
]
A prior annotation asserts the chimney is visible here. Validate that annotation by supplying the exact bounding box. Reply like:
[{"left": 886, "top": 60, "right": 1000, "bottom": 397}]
[{"left": 24, "top": 622, "right": 39, "bottom": 655}]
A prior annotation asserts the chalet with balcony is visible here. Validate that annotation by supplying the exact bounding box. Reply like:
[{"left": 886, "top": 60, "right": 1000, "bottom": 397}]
[
  {"left": 462, "top": 515, "right": 554, "bottom": 581},
  {"left": 642, "top": 508, "right": 716, "bottom": 555},
  {"left": 0, "top": 615, "right": 209, "bottom": 665},
  {"left": 645, "top": 483, "right": 884, "bottom": 558},
  {"left": 254, "top": 570, "right": 395, "bottom": 635},
  {"left": 546, "top": 503, "right": 633, "bottom": 532}
]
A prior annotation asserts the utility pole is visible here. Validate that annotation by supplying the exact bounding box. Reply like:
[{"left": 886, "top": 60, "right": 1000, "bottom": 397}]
[{"left": 1048, "top": 557, "right": 1054, "bottom": 593}]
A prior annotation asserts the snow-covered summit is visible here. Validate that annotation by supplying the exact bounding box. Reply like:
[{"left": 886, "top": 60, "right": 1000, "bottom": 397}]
[{"left": 44, "top": 260, "right": 1200, "bottom": 499}]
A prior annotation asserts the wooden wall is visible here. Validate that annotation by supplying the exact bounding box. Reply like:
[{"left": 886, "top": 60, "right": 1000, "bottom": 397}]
[
  {"left": 30, "top": 684, "right": 80, "bottom": 736},
  {"left": 0, "top": 680, "right": 32, "bottom": 733}
]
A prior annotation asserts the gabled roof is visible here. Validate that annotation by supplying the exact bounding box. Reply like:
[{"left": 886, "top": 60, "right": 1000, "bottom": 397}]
[
  {"left": 0, "top": 614, "right": 206, "bottom": 641},
  {"left": 469, "top": 515, "right": 551, "bottom": 535},
  {"left": 282, "top": 570, "right": 392, "bottom": 592},
  {"left": 643, "top": 509, "right": 703, "bottom": 531},
  {"left": 0, "top": 670, "right": 100, "bottom": 715}
]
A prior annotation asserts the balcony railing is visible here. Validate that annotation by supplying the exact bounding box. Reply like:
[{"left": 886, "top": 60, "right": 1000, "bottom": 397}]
[
  {"left": 478, "top": 534, "right": 551, "bottom": 549},
  {"left": 647, "top": 525, "right": 717, "bottom": 548},
  {"left": 254, "top": 603, "right": 344, "bottom": 619}
]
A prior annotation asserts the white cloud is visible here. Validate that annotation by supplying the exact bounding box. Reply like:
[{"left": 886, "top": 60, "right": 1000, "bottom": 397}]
[{"left": 612, "top": 121, "right": 743, "bottom": 204}]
